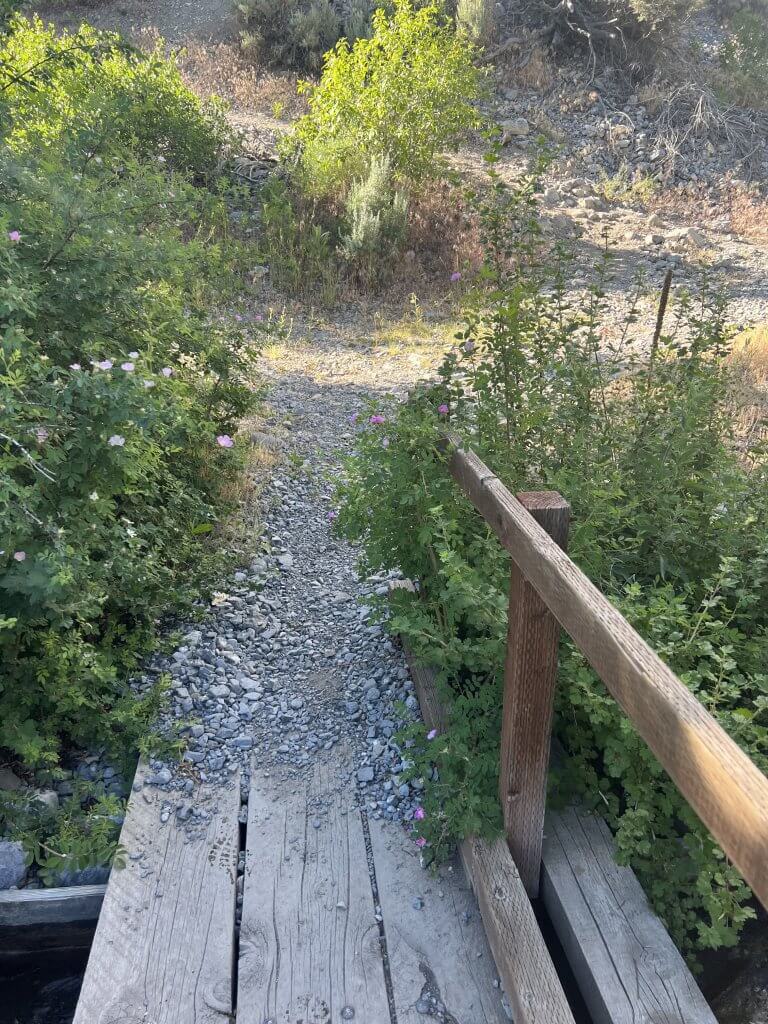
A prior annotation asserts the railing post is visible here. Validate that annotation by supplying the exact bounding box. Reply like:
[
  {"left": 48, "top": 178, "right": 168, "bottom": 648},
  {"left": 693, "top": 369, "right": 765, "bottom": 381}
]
[{"left": 500, "top": 491, "right": 570, "bottom": 898}]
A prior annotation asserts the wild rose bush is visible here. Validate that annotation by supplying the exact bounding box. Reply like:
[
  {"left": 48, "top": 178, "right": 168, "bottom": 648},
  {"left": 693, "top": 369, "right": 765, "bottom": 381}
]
[
  {"left": 0, "top": 18, "right": 263, "bottom": 775},
  {"left": 337, "top": 161, "right": 768, "bottom": 957}
]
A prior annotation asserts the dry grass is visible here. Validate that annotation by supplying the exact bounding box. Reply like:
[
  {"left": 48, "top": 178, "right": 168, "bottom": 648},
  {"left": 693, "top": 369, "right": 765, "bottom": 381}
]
[
  {"left": 726, "top": 188, "right": 768, "bottom": 244},
  {"left": 728, "top": 324, "right": 768, "bottom": 452},
  {"left": 646, "top": 170, "right": 768, "bottom": 244},
  {"left": 173, "top": 37, "right": 308, "bottom": 118}
]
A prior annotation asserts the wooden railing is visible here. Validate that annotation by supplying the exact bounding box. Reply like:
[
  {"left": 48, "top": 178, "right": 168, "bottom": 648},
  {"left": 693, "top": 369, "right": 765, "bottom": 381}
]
[{"left": 443, "top": 433, "right": 768, "bottom": 907}]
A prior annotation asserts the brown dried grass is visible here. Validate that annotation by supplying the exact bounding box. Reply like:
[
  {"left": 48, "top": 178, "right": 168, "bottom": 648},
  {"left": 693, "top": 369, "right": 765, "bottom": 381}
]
[{"left": 728, "top": 324, "right": 768, "bottom": 451}]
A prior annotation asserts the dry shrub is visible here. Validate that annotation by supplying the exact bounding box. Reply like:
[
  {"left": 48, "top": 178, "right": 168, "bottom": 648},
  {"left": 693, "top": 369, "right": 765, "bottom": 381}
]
[
  {"left": 727, "top": 188, "right": 768, "bottom": 244},
  {"left": 649, "top": 176, "right": 768, "bottom": 245},
  {"left": 728, "top": 324, "right": 768, "bottom": 452},
  {"left": 175, "top": 38, "right": 307, "bottom": 117},
  {"left": 496, "top": 33, "right": 556, "bottom": 92},
  {"left": 406, "top": 181, "right": 482, "bottom": 279}
]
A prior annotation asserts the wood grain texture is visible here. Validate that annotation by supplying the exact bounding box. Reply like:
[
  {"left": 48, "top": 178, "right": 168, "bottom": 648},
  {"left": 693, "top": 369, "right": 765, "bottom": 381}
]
[
  {"left": 460, "top": 835, "right": 575, "bottom": 1024},
  {"left": 369, "top": 818, "right": 508, "bottom": 1024},
  {"left": 73, "top": 763, "right": 239, "bottom": 1024},
  {"left": 445, "top": 436, "right": 768, "bottom": 910},
  {"left": 0, "top": 884, "right": 105, "bottom": 927},
  {"left": 501, "top": 492, "right": 569, "bottom": 897},
  {"left": 402, "top": 644, "right": 575, "bottom": 1024},
  {"left": 237, "top": 760, "right": 390, "bottom": 1024},
  {"left": 542, "top": 807, "right": 717, "bottom": 1024}
]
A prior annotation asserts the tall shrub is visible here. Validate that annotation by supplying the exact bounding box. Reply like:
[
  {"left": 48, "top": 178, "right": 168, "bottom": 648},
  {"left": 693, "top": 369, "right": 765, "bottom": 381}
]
[{"left": 283, "top": 0, "right": 483, "bottom": 199}]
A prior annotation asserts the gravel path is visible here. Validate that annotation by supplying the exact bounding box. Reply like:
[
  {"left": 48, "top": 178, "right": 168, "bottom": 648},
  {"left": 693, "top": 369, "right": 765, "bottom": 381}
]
[{"left": 135, "top": 338, "right": 440, "bottom": 850}]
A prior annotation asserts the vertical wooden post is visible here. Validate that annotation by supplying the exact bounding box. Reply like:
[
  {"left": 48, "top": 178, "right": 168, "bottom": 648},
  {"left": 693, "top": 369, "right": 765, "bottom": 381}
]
[{"left": 500, "top": 491, "right": 570, "bottom": 898}]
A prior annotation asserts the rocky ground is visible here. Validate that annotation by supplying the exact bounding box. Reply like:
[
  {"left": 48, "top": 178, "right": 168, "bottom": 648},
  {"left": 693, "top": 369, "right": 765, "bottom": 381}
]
[{"left": 135, "top": 344, "right": 432, "bottom": 824}]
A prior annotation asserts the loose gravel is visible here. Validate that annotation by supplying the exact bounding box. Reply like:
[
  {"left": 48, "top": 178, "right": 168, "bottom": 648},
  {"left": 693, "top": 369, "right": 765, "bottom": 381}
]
[{"left": 134, "top": 351, "right": 436, "bottom": 840}]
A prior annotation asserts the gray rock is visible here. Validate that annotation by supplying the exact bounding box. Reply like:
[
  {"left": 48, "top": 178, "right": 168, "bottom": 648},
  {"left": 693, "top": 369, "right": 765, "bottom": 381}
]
[
  {"left": 33, "top": 789, "right": 59, "bottom": 813},
  {"left": 0, "top": 768, "right": 23, "bottom": 791},
  {"left": 0, "top": 840, "right": 27, "bottom": 889},
  {"left": 55, "top": 865, "right": 110, "bottom": 887},
  {"left": 357, "top": 767, "right": 375, "bottom": 783},
  {"left": 500, "top": 117, "right": 530, "bottom": 141}
]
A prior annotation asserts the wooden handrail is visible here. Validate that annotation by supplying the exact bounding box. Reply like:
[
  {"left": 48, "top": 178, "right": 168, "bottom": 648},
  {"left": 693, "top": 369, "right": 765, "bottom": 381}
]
[{"left": 443, "top": 433, "right": 768, "bottom": 909}]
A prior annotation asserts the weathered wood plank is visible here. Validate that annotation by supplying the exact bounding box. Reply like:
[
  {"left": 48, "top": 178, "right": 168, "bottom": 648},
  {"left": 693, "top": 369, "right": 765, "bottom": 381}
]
[
  {"left": 501, "top": 491, "right": 569, "bottom": 896},
  {"left": 369, "top": 817, "right": 508, "bottom": 1024},
  {"left": 445, "top": 435, "right": 768, "bottom": 910},
  {"left": 0, "top": 884, "right": 105, "bottom": 928},
  {"left": 73, "top": 763, "right": 239, "bottom": 1024},
  {"left": 542, "top": 806, "right": 717, "bottom": 1024},
  {"left": 237, "top": 759, "right": 390, "bottom": 1024},
  {"left": 403, "top": 646, "right": 575, "bottom": 1024}
]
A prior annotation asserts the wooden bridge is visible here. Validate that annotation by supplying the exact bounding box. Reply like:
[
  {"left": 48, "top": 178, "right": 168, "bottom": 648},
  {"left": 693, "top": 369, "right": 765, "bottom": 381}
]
[{"left": 72, "top": 435, "right": 768, "bottom": 1024}]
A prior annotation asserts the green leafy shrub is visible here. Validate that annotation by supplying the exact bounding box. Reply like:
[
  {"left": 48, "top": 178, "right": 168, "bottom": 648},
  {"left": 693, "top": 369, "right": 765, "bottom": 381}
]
[
  {"left": 0, "top": 783, "right": 128, "bottom": 886},
  {"left": 339, "top": 156, "right": 409, "bottom": 287},
  {"left": 259, "top": 176, "right": 340, "bottom": 301},
  {"left": 1, "top": 17, "right": 231, "bottom": 176},
  {"left": 0, "top": 17, "right": 263, "bottom": 784},
  {"left": 337, "top": 158, "right": 768, "bottom": 956},
  {"left": 718, "top": 10, "right": 768, "bottom": 109},
  {"left": 283, "top": 0, "right": 483, "bottom": 199}
]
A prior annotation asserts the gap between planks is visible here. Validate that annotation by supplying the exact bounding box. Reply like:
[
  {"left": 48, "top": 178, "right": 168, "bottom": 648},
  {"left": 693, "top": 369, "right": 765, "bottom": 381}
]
[{"left": 237, "top": 751, "right": 509, "bottom": 1024}]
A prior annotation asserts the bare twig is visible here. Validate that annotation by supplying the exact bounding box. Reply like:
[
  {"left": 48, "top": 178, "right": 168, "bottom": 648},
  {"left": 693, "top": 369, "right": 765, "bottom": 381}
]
[{"left": 0, "top": 432, "right": 56, "bottom": 481}]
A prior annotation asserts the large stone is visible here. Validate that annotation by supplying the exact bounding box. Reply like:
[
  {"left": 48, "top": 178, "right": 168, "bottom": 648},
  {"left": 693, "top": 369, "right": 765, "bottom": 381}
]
[
  {"left": 55, "top": 865, "right": 111, "bottom": 887},
  {"left": 0, "top": 839, "right": 27, "bottom": 889},
  {"left": 0, "top": 767, "right": 23, "bottom": 791},
  {"left": 500, "top": 117, "right": 530, "bottom": 143}
]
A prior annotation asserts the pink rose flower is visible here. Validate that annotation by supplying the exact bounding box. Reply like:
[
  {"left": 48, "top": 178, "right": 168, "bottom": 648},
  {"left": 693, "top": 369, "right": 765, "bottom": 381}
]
[
  {"left": 8, "top": 230, "right": 20, "bottom": 243},
  {"left": 438, "top": 404, "right": 449, "bottom": 416},
  {"left": 216, "top": 435, "right": 234, "bottom": 448},
  {"left": 13, "top": 551, "right": 26, "bottom": 562},
  {"left": 413, "top": 806, "right": 426, "bottom": 821},
  {"left": 161, "top": 367, "right": 173, "bottom": 378},
  {"left": 427, "top": 729, "right": 437, "bottom": 740}
]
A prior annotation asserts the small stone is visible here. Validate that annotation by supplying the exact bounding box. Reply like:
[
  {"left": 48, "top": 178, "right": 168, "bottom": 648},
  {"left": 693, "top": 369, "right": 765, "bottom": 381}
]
[
  {"left": 412, "top": 896, "right": 424, "bottom": 910},
  {"left": 341, "top": 1007, "right": 355, "bottom": 1020},
  {"left": 415, "top": 997, "right": 431, "bottom": 1014},
  {"left": 357, "top": 767, "right": 374, "bottom": 783},
  {"left": 55, "top": 865, "right": 110, "bottom": 887}
]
